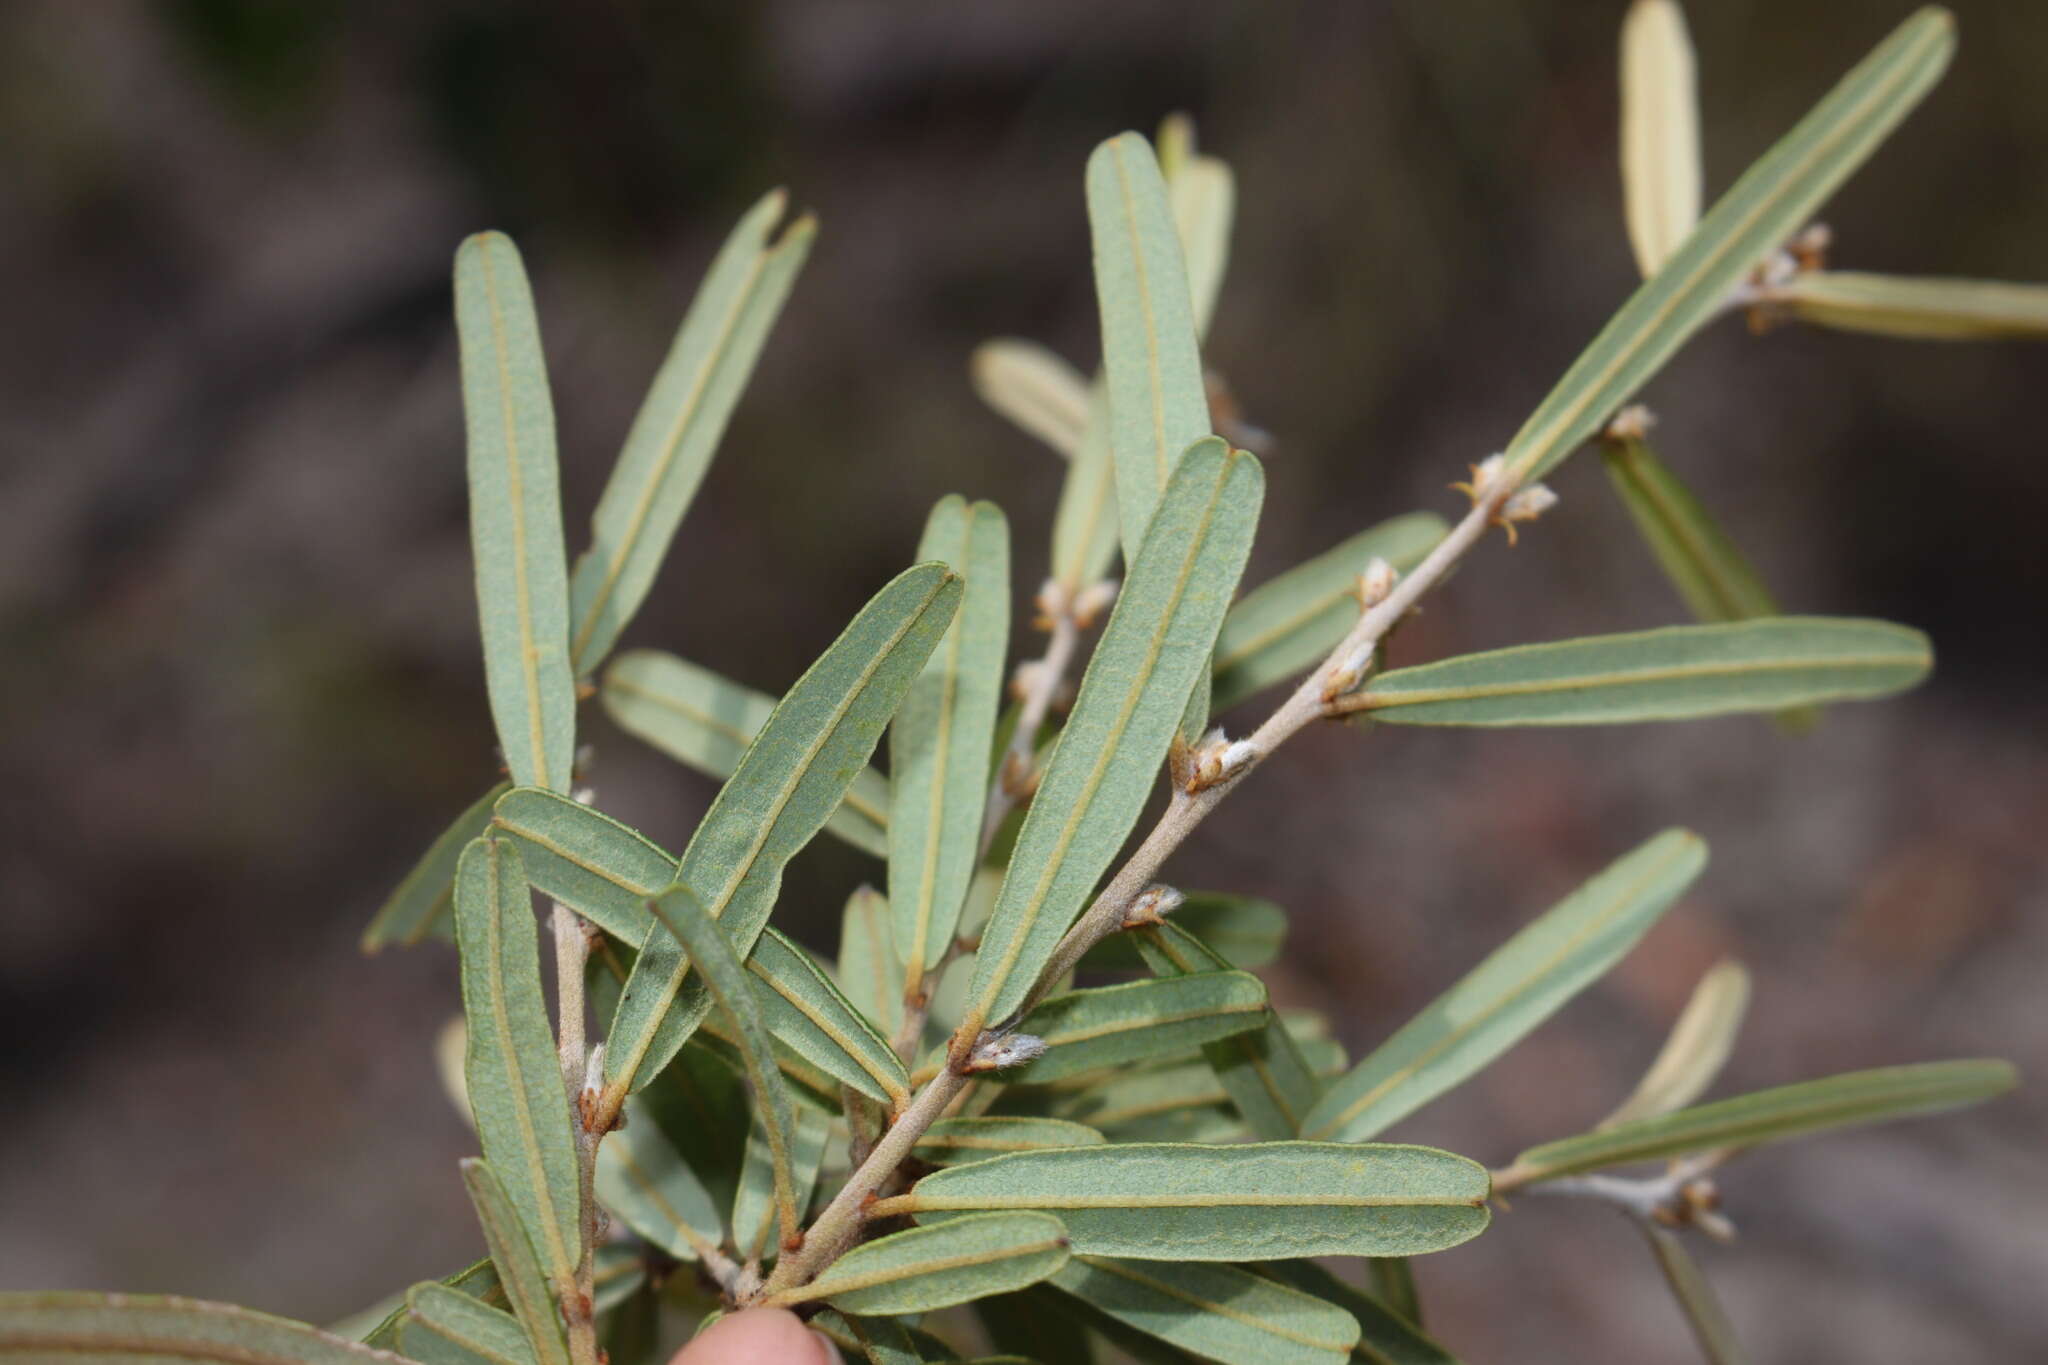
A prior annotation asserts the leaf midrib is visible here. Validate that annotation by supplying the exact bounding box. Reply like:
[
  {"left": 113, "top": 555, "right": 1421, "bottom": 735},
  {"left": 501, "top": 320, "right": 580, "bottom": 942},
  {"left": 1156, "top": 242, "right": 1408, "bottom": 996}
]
[{"left": 1359, "top": 650, "right": 1925, "bottom": 711}]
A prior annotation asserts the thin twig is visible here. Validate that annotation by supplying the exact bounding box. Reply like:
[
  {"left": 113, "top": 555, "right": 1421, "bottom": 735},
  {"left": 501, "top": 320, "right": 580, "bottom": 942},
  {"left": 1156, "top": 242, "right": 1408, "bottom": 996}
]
[{"left": 548, "top": 900, "right": 602, "bottom": 1365}]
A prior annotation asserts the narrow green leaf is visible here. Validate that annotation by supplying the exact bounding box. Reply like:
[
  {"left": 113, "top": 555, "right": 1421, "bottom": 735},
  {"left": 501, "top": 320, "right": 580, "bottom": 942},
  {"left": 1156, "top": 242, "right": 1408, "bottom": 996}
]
[
  {"left": 1601, "top": 438, "right": 1778, "bottom": 622},
  {"left": 697, "top": 994, "right": 845, "bottom": 1113},
  {"left": 1089, "top": 131, "right": 1214, "bottom": 561},
  {"left": 0, "top": 1293, "right": 413, "bottom": 1364},
  {"left": 591, "top": 1244, "right": 649, "bottom": 1317},
  {"left": 971, "top": 340, "right": 1092, "bottom": 459},
  {"left": 1367, "top": 1259, "right": 1424, "bottom": 1333},
  {"left": 975, "top": 1288, "right": 1097, "bottom": 1365},
  {"left": 914, "top": 1116, "right": 1107, "bottom": 1166},
  {"left": 1079, "top": 893, "right": 1287, "bottom": 971},
  {"left": 770, "top": 1212, "right": 1071, "bottom": 1315},
  {"left": 890, "top": 1142, "right": 1489, "bottom": 1260},
  {"left": 838, "top": 884, "right": 905, "bottom": 1042},
  {"left": 968, "top": 438, "right": 1263, "bottom": 1027},
  {"left": 893, "top": 498, "right": 1011, "bottom": 985},
  {"left": 1259, "top": 1260, "right": 1460, "bottom": 1365},
  {"left": 1003, "top": 972, "right": 1268, "bottom": 1084},
  {"left": 810, "top": 1310, "right": 955, "bottom": 1365},
  {"left": 491, "top": 788, "right": 669, "bottom": 943},
  {"left": 731, "top": 1105, "right": 833, "bottom": 1261},
  {"left": 1642, "top": 1224, "right": 1748, "bottom": 1365},
  {"left": 1048, "top": 383, "right": 1121, "bottom": 597},
  {"left": 1600, "top": 959, "right": 1751, "bottom": 1129},
  {"left": 1767, "top": 269, "right": 2048, "bottom": 339},
  {"left": 568, "top": 192, "right": 815, "bottom": 673},
  {"left": 1507, "top": 1059, "right": 2017, "bottom": 1182},
  {"left": 1050, "top": 1257, "right": 1359, "bottom": 1365},
  {"left": 594, "top": 1095, "right": 724, "bottom": 1261},
  {"left": 454, "top": 232, "right": 576, "bottom": 793},
  {"left": 634, "top": 1035, "right": 750, "bottom": 1217},
  {"left": 400, "top": 1283, "right": 535, "bottom": 1365},
  {"left": 1304, "top": 830, "right": 1705, "bottom": 1143},
  {"left": 1507, "top": 8, "right": 1956, "bottom": 481},
  {"left": 1352, "top": 618, "right": 1930, "bottom": 727},
  {"left": 1621, "top": 0, "right": 1702, "bottom": 277},
  {"left": 1212, "top": 513, "right": 1448, "bottom": 712},
  {"left": 602, "top": 650, "right": 891, "bottom": 859},
  {"left": 454, "top": 837, "right": 582, "bottom": 1292},
  {"left": 459, "top": 1160, "right": 571, "bottom": 1365},
  {"left": 1166, "top": 154, "right": 1234, "bottom": 341},
  {"left": 364, "top": 782, "right": 512, "bottom": 951},
  {"left": 749, "top": 927, "right": 910, "bottom": 1105},
  {"left": 644, "top": 885, "right": 802, "bottom": 1251},
  {"left": 605, "top": 563, "right": 960, "bottom": 1095},
  {"left": 1131, "top": 919, "right": 1326, "bottom": 1140}
]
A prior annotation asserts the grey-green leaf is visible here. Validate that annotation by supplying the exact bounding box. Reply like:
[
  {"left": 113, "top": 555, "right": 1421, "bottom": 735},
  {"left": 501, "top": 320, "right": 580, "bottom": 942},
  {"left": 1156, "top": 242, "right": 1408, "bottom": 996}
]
[
  {"left": 491, "top": 788, "right": 670, "bottom": 943},
  {"left": 749, "top": 928, "right": 910, "bottom": 1105},
  {"left": 594, "top": 1095, "right": 724, "bottom": 1261},
  {"left": 1304, "top": 830, "right": 1705, "bottom": 1143},
  {"left": 1131, "top": 920, "right": 1325, "bottom": 1140},
  {"left": 770, "top": 1212, "right": 1071, "bottom": 1315},
  {"left": 731, "top": 1105, "right": 832, "bottom": 1262},
  {"left": 0, "top": 1293, "right": 415, "bottom": 1364},
  {"left": 1600, "top": 958, "right": 1751, "bottom": 1129},
  {"left": 892, "top": 498, "right": 1011, "bottom": 986},
  {"left": 1051, "top": 1257, "right": 1359, "bottom": 1365},
  {"left": 605, "top": 563, "right": 960, "bottom": 1096},
  {"left": 454, "top": 232, "right": 576, "bottom": 793},
  {"left": 454, "top": 837, "right": 582, "bottom": 1291},
  {"left": 602, "top": 650, "right": 891, "bottom": 859},
  {"left": 1642, "top": 1225, "right": 1748, "bottom": 1365},
  {"left": 1506, "top": 8, "right": 1956, "bottom": 481},
  {"left": 568, "top": 191, "right": 815, "bottom": 674},
  {"left": 1048, "top": 383, "right": 1121, "bottom": 597},
  {"left": 644, "top": 884, "right": 802, "bottom": 1251},
  {"left": 967, "top": 438, "right": 1263, "bottom": 1027},
  {"left": 1078, "top": 893, "right": 1287, "bottom": 971},
  {"left": 1620, "top": 0, "right": 1701, "bottom": 278},
  {"left": 400, "top": 1283, "right": 536, "bottom": 1365},
  {"left": 1352, "top": 619, "right": 1930, "bottom": 727},
  {"left": 1767, "top": 270, "right": 2048, "bottom": 340},
  {"left": 1258, "top": 1259, "right": 1462, "bottom": 1365},
  {"left": 364, "top": 782, "right": 511, "bottom": 951},
  {"left": 1089, "top": 131, "right": 1214, "bottom": 560},
  {"left": 1004, "top": 972, "right": 1268, "bottom": 1085},
  {"left": 1601, "top": 438, "right": 1779, "bottom": 623},
  {"left": 1211, "top": 513, "right": 1448, "bottom": 712},
  {"left": 971, "top": 340, "right": 1092, "bottom": 459},
  {"left": 888, "top": 1142, "right": 1489, "bottom": 1260},
  {"left": 914, "top": 1117, "right": 1107, "bottom": 1166},
  {"left": 1167, "top": 154, "right": 1235, "bottom": 342},
  {"left": 838, "top": 884, "right": 905, "bottom": 1042},
  {"left": 1505, "top": 1059, "right": 2017, "bottom": 1183},
  {"left": 459, "top": 1159, "right": 571, "bottom": 1365}
]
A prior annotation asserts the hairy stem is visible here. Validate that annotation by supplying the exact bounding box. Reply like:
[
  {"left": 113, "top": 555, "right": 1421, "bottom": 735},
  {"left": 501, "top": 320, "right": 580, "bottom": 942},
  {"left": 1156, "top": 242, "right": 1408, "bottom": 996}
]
[
  {"left": 549, "top": 901, "right": 601, "bottom": 1365},
  {"left": 754, "top": 1061, "right": 973, "bottom": 1300}
]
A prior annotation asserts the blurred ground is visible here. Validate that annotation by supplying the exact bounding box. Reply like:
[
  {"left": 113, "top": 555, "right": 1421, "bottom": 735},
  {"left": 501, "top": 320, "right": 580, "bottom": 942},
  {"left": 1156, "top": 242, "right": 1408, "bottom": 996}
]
[{"left": 2, "top": 2, "right": 2043, "bottom": 1360}]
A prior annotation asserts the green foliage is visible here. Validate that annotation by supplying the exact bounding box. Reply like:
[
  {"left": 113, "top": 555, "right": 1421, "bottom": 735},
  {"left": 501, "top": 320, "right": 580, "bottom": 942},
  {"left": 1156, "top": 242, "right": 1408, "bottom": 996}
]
[{"left": 20, "top": 8, "right": 2040, "bottom": 1364}]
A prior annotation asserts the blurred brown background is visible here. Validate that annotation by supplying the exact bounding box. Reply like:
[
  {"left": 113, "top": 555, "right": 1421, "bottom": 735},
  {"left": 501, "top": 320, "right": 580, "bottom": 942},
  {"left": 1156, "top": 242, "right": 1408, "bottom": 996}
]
[{"left": 2, "top": 2, "right": 2042, "bottom": 1360}]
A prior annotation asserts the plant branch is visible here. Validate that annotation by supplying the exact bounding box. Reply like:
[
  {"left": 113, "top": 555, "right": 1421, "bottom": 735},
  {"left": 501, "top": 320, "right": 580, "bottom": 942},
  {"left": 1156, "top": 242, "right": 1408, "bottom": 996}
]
[
  {"left": 980, "top": 585, "right": 1088, "bottom": 852},
  {"left": 753, "top": 1057, "right": 974, "bottom": 1302},
  {"left": 750, "top": 479, "right": 1521, "bottom": 1306},
  {"left": 549, "top": 900, "right": 602, "bottom": 1365}
]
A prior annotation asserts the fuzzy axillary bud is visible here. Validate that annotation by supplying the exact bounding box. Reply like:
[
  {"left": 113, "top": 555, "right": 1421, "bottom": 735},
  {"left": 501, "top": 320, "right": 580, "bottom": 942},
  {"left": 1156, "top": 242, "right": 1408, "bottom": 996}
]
[
  {"left": 965, "top": 1031, "right": 1050, "bottom": 1073},
  {"left": 1121, "top": 882, "right": 1186, "bottom": 929}
]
